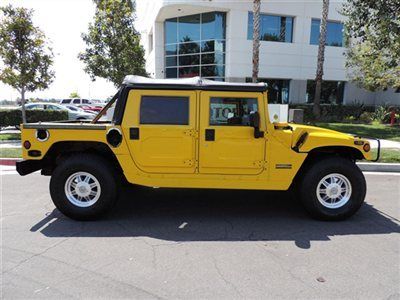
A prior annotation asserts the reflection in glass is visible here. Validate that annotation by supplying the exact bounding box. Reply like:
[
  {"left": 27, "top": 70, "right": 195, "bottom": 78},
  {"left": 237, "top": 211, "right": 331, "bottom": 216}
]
[
  {"left": 310, "top": 19, "right": 344, "bottom": 47},
  {"left": 247, "top": 13, "right": 293, "bottom": 43},
  {"left": 306, "top": 80, "right": 345, "bottom": 104},
  {"left": 178, "top": 14, "right": 200, "bottom": 43},
  {"left": 165, "top": 12, "right": 226, "bottom": 80}
]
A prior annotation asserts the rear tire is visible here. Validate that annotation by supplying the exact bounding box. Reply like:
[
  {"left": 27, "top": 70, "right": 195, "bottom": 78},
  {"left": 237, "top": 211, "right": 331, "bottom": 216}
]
[
  {"left": 299, "top": 157, "right": 366, "bottom": 221},
  {"left": 50, "top": 154, "right": 117, "bottom": 220}
]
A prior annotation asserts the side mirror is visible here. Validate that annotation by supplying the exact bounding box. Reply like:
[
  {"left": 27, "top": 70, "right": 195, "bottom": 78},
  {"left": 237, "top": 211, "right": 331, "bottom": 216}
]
[{"left": 249, "top": 112, "right": 264, "bottom": 138}]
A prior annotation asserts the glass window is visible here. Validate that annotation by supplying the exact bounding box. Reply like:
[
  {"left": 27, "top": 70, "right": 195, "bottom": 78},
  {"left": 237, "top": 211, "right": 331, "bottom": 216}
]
[
  {"left": 82, "top": 99, "right": 90, "bottom": 104},
  {"left": 179, "top": 66, "right": 200, "bottom": 78},
  {"left": 165, "top": 18, "right": 178, "bottom": 44},
  {"left": 178, "top": 14, "right": 200, "bottom": 43},
  {"left": 306, "top": 80, "right": 345, "bottom": 104},
  {"left": 140, "top": 96, "right": 189, "bottom": 125},
  {"left": 246, "top": 78, "right": 290, "bottom": 104},
  {"left": 166, "top": 68, "right": 177, "bottom": 78},
  {"left": 165, "top": 12, "right": 226, "bottom": 80},
  {"left": 46, "top": 104, "right": 62, "bottom": 110},
  {"left": 61, "top": 99, "right": 71, "bottom": 104},
  {"left": 26, "top": 104, "right": 44, "bottom": 110},
  {"left": 73, "top": 99, "right": 80, "bottom": 104},
  {"left": 201, "top": 12, "right": 226, "bottom": 40},
  {"left": 209, "top": 97, "right": 258, "bottom": 126},
  {"left": 248, "top": 12, "right": 294, "bottom": 43},
  {"left": 310, "top": 19, "right": 344, "bottom": 47}
]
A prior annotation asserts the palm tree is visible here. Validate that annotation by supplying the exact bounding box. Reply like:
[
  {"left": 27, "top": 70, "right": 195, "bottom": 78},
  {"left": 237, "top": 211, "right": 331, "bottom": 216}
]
[
  {"left": 313, "top": 0, "right": 330, "bottom": 119},
  {"left": 252, "top": 0, "right": 261, "bottom": 83}
]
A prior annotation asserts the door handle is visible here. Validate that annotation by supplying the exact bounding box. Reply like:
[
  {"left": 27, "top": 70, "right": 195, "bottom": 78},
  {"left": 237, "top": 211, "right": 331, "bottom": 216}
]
[
  {"left": 130, "top": 127, "right": 140, "bottom": 140},
  {"left": 205, "top": 129, "right": 215, "bottom": 141}
]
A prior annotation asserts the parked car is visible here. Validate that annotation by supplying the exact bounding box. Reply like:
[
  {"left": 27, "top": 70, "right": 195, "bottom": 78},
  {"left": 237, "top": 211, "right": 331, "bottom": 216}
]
[
  {"left": 77, "top": 104, "right": 103, "bottom": 113},
  {"left": 22, "top": 103, "right": 94, "bottom": 120},
  {"left": 60, "top": 98, "right": 92, "bottom": 105},
  {"left": 17, "top": 76, "right": 378, "bottom": 221},
  {"left": 64, "top": 104, "right": 97, "bottom": 116}
]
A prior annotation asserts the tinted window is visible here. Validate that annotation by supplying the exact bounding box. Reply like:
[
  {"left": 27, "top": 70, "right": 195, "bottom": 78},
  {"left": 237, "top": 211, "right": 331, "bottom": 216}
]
[
  {"left": 140, "top": 96, "right": 189, "bottom": 125},
  {"left": 310, "top": 19, "right": 344, "bottom": 47},
  {"left": 248, "top": 13, "right": 293, "bottom": 43},
  {"left": 306, "top": 80, "right": 345, "bottom": 104},
  {"left": 210, "top": 97, "right": 258, "bottom": 126},
  {"left": 82, "top": 99, "right": 89, "bottom": 104},
  {"left": 61, "top": 99, "right": 71, "bottom": 104},
  {"left": 73, "top": 99, "right": 80, "bottom": 104}
]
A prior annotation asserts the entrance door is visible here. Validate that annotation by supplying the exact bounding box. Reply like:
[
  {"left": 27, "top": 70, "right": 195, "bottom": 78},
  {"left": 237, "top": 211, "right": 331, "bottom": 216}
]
[
  {"left": 122, "top": 89, "right": 197, "bottom": 174},
  {"left": 199, "top": 91, "right": 266, "bottom": 175}
]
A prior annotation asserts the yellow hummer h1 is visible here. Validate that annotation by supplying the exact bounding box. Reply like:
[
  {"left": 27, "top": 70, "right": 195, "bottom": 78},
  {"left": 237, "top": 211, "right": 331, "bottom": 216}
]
[{"left": 17, "top": 76, "right": 378, "bottom": 221}]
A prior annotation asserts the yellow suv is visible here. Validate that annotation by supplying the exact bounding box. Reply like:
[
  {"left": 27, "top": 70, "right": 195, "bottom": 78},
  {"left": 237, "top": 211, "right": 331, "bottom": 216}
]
[{"left": 17, "top": 76, "right": 377, "bottom": 221}]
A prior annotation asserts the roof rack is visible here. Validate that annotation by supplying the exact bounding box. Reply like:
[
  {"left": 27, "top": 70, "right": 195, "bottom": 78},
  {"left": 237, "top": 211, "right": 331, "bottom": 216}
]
[{"left": 122, "top": 75, "right": 267, "bottom": 92}]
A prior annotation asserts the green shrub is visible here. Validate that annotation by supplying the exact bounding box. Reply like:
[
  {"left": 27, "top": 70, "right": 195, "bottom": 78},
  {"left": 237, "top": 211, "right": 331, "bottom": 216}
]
[
  {"left": 359, "top": 111, "right": 374, "bottom": 124},
  {"left": 0, "top": 109, "right": 68, "bottom": 127}
]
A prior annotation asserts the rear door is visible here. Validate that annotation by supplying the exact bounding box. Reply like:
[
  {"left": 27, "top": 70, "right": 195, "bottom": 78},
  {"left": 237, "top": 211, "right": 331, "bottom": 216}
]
[
  {"left": 122, "top": 89, "right": 197, "bottom": 174},
  {"left": 198, "top": 91, "right": 266, "bottom": 175}
]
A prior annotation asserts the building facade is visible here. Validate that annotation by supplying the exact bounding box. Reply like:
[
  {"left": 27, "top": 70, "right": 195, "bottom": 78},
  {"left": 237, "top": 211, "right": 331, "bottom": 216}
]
[{"left": 136, "top": 0, "right": 399, "bottom": 106}]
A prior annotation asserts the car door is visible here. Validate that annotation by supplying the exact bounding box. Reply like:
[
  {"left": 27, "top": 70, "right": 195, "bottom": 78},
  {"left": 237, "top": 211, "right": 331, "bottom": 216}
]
[
  {"left": 122, "top": 89, "right": 197, "bottom": 174},
  {"left": 199, "top": 91, "right": 267, "bottom": 175}
]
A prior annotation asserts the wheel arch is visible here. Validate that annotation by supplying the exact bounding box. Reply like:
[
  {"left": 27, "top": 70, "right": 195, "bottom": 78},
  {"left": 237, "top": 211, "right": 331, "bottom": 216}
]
[
  {"left": 41, "top": 141, "right": 124, "bottom": 177},
  {"left": 290, "top": 146, "right": 363, "bottom": 189}
]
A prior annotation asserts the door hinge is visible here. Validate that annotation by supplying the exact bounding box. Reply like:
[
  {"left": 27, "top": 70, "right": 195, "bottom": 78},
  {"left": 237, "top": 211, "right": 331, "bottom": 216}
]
[
  {"left": 183, "top": 159, "right": 194, "bottom": 166},
  {"left": 184, "top": 129, "right": 198, "bottom": 137},
  {"left": 253, "top": 160, "right": 268, "bottom": 169}
]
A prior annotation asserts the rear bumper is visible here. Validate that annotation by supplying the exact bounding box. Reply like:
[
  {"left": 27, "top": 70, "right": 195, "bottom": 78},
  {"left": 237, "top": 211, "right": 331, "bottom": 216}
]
[{"left": 16, "top": 160, "right": 44, "bottom": 176}]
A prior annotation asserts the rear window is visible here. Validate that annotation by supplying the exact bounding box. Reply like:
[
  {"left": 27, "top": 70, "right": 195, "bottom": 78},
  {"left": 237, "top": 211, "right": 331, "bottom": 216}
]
[{"left": 140, "top": 96, "right": 189, "bottom": 125}]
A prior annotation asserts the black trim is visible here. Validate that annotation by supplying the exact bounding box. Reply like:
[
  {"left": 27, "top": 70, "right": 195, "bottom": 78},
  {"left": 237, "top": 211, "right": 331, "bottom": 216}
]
[
  {"left": 205, "top": 129, "right": 215, "bottom": 141},
  {"left": 130, "top": 127, "right": 140, "bottom": 140},
  {"left": 23, "top": 124, "right": 107, "bottom": 130},
  {"left": 16, "top": 160, "right": 43, "bottom": 176}
]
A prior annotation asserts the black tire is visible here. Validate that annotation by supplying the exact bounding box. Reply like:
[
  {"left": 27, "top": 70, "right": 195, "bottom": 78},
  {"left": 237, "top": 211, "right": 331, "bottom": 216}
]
[
  {"left": 299, "top": 157, "right": 366, "bottom": 221},
  {"left": 50, "top": 154, "right": 118, "bottom": 220}
]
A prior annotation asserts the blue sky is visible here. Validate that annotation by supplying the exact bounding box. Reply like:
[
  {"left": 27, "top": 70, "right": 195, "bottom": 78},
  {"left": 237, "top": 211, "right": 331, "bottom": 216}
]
[{"left": 0, "top": 0, "right": 118, "bottom": 100}]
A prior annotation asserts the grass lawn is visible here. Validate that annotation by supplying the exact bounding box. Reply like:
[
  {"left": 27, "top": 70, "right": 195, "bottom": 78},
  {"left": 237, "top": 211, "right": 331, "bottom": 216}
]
[
  {"left": 0, "top": 133, "right": 21, "bottom": 141},
  {"left": 0, "top": 147, "right": 22, "bottom": 158},
  {"left": 315, "top": 123, "right": 400, "bottom": 142},
  {"left": 372, "top": 148, "right": 400, "bottom": 163}
]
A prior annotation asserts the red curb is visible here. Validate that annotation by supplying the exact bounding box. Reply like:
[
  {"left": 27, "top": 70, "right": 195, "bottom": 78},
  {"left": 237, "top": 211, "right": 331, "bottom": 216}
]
[{"left": 0, "top": 158, "right": 20, "bottom": 166}]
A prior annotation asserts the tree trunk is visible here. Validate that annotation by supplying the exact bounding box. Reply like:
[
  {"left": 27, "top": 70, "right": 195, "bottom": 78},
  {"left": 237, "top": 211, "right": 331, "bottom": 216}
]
[
  {"left": 21, "top": 87, "right": 27, "bottom": 124},
  {"left": 313, "top": 0, "right": 329, "bottom": 119},
  {"left": 252, "top": 0, "right": 261, "bottom": 83}
]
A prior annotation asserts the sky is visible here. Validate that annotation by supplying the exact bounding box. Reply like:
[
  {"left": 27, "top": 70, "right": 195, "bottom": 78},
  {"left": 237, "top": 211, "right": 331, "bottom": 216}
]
[{"left": 0, "top": 0, "right": 118, "bottom": 101}]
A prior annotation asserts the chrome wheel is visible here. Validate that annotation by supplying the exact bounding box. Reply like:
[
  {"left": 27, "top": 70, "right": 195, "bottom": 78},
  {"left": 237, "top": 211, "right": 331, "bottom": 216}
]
[
  {"left": 64, "top": 172, "right": 101, "bottom": 207},
  {"left": 316, "top": 173, "right": 352, "bottom": 209}
]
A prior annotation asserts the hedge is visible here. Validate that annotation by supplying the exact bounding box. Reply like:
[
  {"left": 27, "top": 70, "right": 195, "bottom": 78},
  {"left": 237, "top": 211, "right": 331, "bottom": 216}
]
[
  {"left": 0, "top": 109, "right": 69, "bottom": 127},
  {"left": 289, "top": 104, "right": 376, "bottom": 123}
]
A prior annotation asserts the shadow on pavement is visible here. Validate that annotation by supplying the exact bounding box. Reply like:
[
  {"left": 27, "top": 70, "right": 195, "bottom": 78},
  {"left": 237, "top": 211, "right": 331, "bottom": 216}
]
[{"left": 31, "top": 185, "right": 400, "bottom": 249}]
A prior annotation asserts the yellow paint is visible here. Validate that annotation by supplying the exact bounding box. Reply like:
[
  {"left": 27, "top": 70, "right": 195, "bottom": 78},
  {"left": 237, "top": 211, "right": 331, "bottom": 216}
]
[{"left": 21, "top": 88, "right": 372, "bottom": 190}]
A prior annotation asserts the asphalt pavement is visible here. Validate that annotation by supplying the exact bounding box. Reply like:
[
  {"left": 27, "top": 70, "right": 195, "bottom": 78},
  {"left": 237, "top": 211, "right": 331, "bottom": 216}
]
[{"left": 1, "top": 171, "right": 399, "bottom": 299}]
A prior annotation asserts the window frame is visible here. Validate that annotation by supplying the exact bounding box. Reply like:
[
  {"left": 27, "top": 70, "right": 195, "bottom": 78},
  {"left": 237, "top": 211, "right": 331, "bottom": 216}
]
[
  {"left": 310, "top": 18, "right": 344, "bottom": 47},
  {"left": 139, "top": 95, "right": 190, "bottom": 126}
]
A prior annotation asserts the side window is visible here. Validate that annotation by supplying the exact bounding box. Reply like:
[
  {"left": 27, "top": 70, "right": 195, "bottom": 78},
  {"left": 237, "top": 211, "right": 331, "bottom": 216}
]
[
  {"left": 61, "top": 99, "right": 70, "bottom": 104},
  {"left": 73, "top": 99, "right": 80, "bottom": 104},
  {"left": 140, "top": 96, "right": 189, "bottom": 125},
  {"left": 82, "top": 99, "right": 89, "bottom": 104},
  {"left": 209, "top": 97, "right": 258, "bottom": 126}
]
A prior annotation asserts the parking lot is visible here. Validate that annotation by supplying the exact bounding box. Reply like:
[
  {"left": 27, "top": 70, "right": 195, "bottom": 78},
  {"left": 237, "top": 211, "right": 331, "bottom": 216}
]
[{"left": 1, "top": 171, "right": 399, "bottom": 299}]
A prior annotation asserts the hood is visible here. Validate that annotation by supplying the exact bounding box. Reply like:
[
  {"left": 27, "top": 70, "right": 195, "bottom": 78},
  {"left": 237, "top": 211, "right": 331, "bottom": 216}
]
[{"left": 272, "top": 122, "right": 371, "bottom": 159}]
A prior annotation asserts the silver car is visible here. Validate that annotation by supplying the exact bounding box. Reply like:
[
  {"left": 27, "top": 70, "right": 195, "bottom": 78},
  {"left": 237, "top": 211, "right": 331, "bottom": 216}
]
[{"left": 23, "top": 103, "right": 95, "bottom": 120}]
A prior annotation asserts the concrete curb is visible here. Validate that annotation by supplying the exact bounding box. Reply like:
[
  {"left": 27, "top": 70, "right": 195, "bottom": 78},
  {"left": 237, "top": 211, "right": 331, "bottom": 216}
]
[
  {"left": 357, "top": 162, "right": 400, "bottom": 173},
  {"left": 0, "top": 158, "right": 20, "bottom": 166}
]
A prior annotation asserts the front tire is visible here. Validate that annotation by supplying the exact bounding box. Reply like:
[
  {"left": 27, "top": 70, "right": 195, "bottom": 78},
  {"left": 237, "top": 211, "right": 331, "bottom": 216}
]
[
  {"left": 50, "top": 154, "right": 117, "bottom": 220},
  {"left": 299, "top": 157, "right": 366, "bottom": 221}
]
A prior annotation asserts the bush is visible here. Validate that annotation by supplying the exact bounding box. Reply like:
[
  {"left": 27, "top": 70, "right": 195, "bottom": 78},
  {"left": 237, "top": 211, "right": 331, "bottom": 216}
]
[
  {"left": 289, "top": 104, "right": 376, "bottom": 123},
  {"left": 0, "top": 109, "right": 69, "bottom": 127},
  {"left": 358, "top": 111, "right": 374, "bottom": 124}
]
